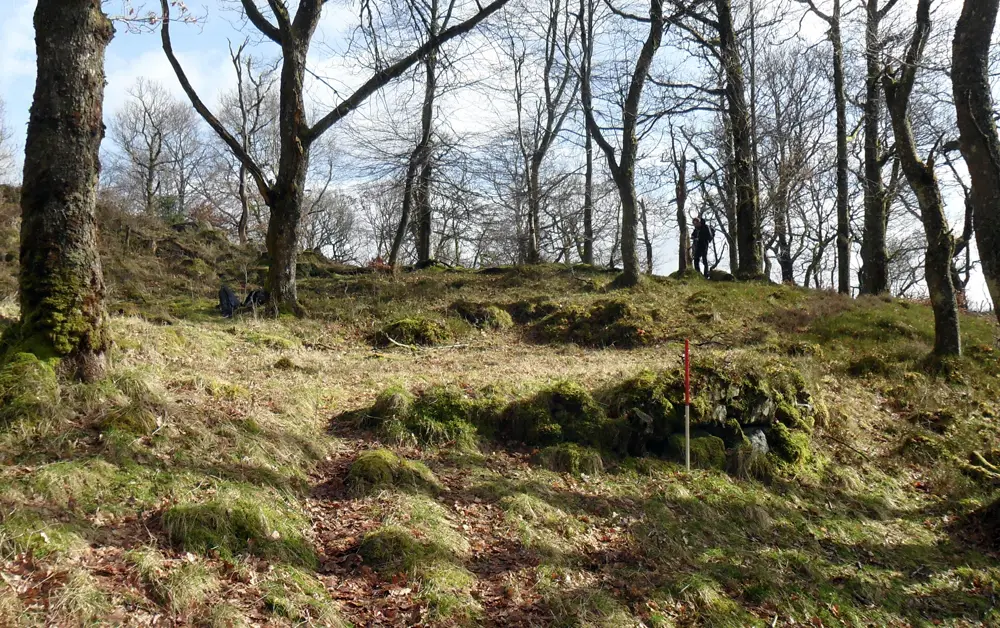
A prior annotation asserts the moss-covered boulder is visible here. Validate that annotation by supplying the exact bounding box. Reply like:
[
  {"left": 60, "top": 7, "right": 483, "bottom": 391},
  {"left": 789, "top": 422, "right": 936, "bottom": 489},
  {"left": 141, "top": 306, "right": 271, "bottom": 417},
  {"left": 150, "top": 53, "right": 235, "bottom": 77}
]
[
  {"left": 534, "top": 443, "right": 604, "bottom": 475},
  {"left": 505, "top": 298, "right": 562, "bottom": 324},
  {"left": 768, "top": 422, "right": 810, "bottom": 465},
  {"left": 346, "top": 449, "right": 441, "bottom": 495},
  {"left": 161, "top": 496, "right": 317, "bottom": 567},
  {"left": 367, "top": 385, "right": 479, "bottom": 449},
  {"left": 532, "top": 298, "right": 659, "bottom": 348},
  {"left": 373, "top": 318, "right": 452, "bottom": 348},
  {"left": 604, "top": 370, "right": 680, "bottom": 455},
  {"left": 450, "top": 301, "right": 514, "bottom": 330},
  {"left": 504, "top": 381, "right": 609, "bottom": 447},
  {"left": 668, "top": 434, "right": 726, "bottom": 470}
]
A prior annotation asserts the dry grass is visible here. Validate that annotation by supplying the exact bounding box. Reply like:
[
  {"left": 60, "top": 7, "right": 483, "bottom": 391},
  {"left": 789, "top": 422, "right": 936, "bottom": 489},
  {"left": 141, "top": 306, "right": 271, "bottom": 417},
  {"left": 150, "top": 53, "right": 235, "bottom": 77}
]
[{"left": 0, "top": 236, "right": 998, "bottom": 625}]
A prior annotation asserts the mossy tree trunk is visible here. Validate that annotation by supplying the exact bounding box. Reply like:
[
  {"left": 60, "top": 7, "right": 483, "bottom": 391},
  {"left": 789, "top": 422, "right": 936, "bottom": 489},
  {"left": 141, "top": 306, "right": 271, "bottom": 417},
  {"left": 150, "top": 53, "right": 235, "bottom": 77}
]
[
  {"left": 884, "top": 0, "right": 961, "bottom": 357},
  {"left": 952, "top": 0, "right": 1000, "bottom": 325},
  {"left": 16, "top": 0, "right": 113, "bottom": 380}
]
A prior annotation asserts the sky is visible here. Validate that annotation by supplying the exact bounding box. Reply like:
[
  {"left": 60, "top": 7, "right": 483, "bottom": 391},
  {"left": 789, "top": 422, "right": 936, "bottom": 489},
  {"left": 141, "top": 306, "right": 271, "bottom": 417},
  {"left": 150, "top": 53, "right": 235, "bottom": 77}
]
[{"left": 0, "top": 0, "right": 992, "bottom": 306}]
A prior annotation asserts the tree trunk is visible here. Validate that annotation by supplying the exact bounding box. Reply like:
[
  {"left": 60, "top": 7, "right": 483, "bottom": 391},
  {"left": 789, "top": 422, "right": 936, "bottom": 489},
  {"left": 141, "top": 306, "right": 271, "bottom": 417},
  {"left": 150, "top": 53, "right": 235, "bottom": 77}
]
[
  {"left": 952, "top": 0, "right": 1000, "bottom": 324},
  {"left": 639, "top": 198, "right": 653, "bottom": 274},
  {"left": 717, "top": 0, "right": 761, "bottom": 279},
  {"left": 415, "top": 157, "right": 434, "bottom": 264},
  {"left": 884, "top": 0, "right": 960, "bottom": 357},
  {"left": 16, "top": 0, "right": 112, "bottom": 380},
  {"left": 676, "top": 154, "right": 691, "bottom": 273},
  {"left": 390, "top": 148, "right": 421, "bottom": 267},
  {"left": 526, "top": 155, "right": 542, "bottom": 264},
  {"left": 264, "top": 39, "right": 313, "bottom": 313},
  {"left": 831, "top": 3, "right": 850, "bottom": 295},
  {"left": 237, "top": 164, "right": 250, "bottom": 244},
  {"left": 774, "top": 201, "right": 794, "bottom": 284},
  {"left": 583, "top": 125, "right": 594, "bottom": 265},
  {"left": 860, "top": 0, "right": 889, "bottom": 295}
]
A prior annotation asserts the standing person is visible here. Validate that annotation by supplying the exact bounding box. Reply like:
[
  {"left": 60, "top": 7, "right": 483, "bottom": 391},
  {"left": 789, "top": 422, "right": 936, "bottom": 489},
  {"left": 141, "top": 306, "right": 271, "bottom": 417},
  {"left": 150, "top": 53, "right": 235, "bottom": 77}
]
[{"left": 691, "top": 217, "right": 713, "bottom": 278}]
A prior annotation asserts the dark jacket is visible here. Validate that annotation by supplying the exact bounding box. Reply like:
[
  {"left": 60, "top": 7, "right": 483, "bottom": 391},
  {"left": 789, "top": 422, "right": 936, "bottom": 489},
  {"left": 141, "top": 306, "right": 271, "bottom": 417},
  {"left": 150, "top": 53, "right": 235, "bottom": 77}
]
[
  {"left": 219, "top": 285, "right": 240, "bottom": 318},
  {"left": 692, "top": 223, "right": 712, "bottom": 254}
]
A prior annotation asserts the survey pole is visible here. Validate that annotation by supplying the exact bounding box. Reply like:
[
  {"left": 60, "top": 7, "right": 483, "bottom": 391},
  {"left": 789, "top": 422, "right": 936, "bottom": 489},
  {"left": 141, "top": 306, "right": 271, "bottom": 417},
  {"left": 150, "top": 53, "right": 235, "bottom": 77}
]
[{"left": 685, "top": 338, "right": 691, "bottom": 472}]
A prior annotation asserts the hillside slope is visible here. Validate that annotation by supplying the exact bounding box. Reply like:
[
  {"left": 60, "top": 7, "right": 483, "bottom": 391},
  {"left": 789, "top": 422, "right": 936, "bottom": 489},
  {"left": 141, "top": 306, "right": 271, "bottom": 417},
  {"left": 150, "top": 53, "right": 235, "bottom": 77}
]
[{"left": 0, "top": 206, "right": 999, "bottom": 626}]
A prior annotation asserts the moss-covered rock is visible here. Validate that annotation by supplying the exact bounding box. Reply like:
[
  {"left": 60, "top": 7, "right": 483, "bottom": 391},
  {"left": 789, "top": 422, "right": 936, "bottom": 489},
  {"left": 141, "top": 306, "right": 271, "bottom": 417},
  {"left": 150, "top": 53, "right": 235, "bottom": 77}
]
[
  {"left": 450, "top": 301, "right": 514, "bottom": 330},
  {"left": 604, "top": 370, "right": 680, "bottom": 455},
  {"left": 898, "top": 432, "right": 946, "bottom": 464},
  {"left": 366, "top": 385, "right": 479, "bottom": 449},
  {"left": 768, "top": 422, "right": 810, "bottom": 465},
  {"left": 534, "top": 443, "right": 604, "bottom": 475},
  {"left": 668, "top": 434, "right": 726, "bottom": 470},
  {"left": 848, "top": 353, "right": 897, "bottom": 377},
  {"left": 346, "top": 449, "right": 441, "bottom": 496},
  {"left": 161, "top": 495, "right": 317, "bottom": 567},
  {"left": 359, "top": 526, "right": 450, "bottom": 574},
  {"left": 373, "top": 318, "right": 452, "bottom": 347},
  {"left": 505, "top": 298, "right": 562, "bottom": 324},
  {"left": 708, "top": 269, "right": 736, "bottom": 282},
  {"left": 532, "top": 298, "right": 659, "bottom": 348},
  {"left": 504, "top": 381, "right": 608, "bottom": 447}
]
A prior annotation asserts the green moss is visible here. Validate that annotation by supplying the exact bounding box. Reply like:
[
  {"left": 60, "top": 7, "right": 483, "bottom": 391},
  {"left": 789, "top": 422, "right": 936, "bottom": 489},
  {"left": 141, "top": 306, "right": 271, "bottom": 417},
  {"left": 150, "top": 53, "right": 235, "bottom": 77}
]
[
  {"left": 359, "top": 525, "right": 450, "bottom": 574},
  {"left": 604, "top": 370, "right": 679, "bottom": 455},
  {"left": 533, "top": 298, "right": 658, "bottom": 348},
  {"left": 373, "top": 317, "right": 452, "bottom": 347},
  {"left": 848, "top": 353, "right": 898, "bottom": 377},
  {"left": 0, "top": 352, "right": 61, "bottom": 426},
  {"left": 534, "top": 443, "right": 604, "bottom": 475},
  {"left": 0, "top": 510, "right": 86, "bottom": 558},
  {"left": 668, "top": 434, "right": 727, "bottom": 470},
  {"left": 768, "top": 422, "right": 810, "bottom": 465},
  {"left": 505, "top": 380, "right": 608, "bottom": 447},
  {"left": 161, "top": 492, "right": 317, "bottom": 567},
  {"left": 401, "top": 386, "right": 479, "bottom": 449},
  {"left": 450, "top": 300, "right": 514, "bottom": 330},
  {"left": 346, "top": 449, "right": 441, "bottom": 495},
  {"left": 505, "top": 298, "right": 562, "bottom": 324}
]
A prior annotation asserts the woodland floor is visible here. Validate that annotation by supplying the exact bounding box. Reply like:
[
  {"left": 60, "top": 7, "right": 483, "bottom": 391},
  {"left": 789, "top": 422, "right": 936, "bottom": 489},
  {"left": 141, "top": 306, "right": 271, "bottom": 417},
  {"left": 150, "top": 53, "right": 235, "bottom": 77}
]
[{"left": 0, "top": 254, "right": 999, "bottom": 626}]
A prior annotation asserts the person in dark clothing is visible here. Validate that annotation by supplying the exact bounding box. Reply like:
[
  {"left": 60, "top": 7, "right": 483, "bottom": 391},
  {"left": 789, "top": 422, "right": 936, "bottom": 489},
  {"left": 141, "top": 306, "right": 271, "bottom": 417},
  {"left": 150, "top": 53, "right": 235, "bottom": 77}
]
[
  {"left": 691, "top": 217, "right": 713, "bottom": 278},
  {"left": 243, "top": 289, "right": 267, "bottom": 308},
  {"left": 219, "top": 285, "right": 241, "bottom": 318}
]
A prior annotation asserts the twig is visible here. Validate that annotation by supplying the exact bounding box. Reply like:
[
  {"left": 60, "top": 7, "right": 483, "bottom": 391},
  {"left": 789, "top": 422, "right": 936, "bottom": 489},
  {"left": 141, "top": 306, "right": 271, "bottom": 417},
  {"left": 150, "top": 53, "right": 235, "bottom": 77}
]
[{"left": 823, "top": 432, "right": 873, "bottom": 462}]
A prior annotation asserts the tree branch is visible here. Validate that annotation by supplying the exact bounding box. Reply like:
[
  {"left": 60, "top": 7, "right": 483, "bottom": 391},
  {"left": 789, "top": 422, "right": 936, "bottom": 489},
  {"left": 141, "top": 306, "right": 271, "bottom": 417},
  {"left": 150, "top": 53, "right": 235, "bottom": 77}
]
[
  {"left": 305, "top": 0, "right": 510, "bottom": 144},
  {"left": 240, "top": 0, "right": 283, "bottom": 43},
  {"left": 160, "top": 0, "right": 272, "bottom": 204}
]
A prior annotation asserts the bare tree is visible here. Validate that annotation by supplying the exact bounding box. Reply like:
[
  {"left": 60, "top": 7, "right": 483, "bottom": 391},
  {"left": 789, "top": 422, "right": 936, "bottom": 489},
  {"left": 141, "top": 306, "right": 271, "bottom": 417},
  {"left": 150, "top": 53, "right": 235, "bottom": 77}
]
[
  {"left": 859, "top": 0, "right": 902, "bottom": 295},
  {"left": 160, "top": 0, "right": 512, "bottom": 312},
  {"left": 883, "top": 0, "right": 960, "bottom": 356},
  {"left": 796, "top": 0, "right": 850, "bottom": 293},
  {"left": 14, "top": 0, "right": 112, "bottom": 380},
  {"left": 579, "top": 0, "right": 666, "bottom": 286},
  {"left": 106, "top": 79, "right": 176, "bottom": 216},
  {"left": 952, "top": 0, "right": 1000, "bottom": 322}
]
